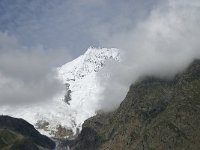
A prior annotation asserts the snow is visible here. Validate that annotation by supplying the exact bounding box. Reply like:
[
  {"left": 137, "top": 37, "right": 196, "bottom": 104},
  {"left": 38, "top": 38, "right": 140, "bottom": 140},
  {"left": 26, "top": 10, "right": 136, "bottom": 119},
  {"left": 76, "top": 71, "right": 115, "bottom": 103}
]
[{"left": 0, "top": 47, "right": 119, "bottom": 136}]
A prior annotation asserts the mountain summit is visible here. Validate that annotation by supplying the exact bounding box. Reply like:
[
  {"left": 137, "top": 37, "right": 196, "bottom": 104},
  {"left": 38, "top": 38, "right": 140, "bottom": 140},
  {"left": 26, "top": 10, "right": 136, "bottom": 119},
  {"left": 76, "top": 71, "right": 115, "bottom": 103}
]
[{"left": 58, "top": 47, "right": 119, "bottom": 81}]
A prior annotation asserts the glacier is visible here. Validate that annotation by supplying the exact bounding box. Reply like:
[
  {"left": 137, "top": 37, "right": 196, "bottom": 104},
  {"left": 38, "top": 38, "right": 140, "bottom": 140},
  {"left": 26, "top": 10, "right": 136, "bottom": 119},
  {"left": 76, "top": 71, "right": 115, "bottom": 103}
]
[{"left": 0, "top": 47, "right": 119, "bottom": 137}]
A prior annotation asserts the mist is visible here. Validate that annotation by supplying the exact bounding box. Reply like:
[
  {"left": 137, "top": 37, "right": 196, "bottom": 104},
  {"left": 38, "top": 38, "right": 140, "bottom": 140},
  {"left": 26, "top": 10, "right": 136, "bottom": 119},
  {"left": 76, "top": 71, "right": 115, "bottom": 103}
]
[
  {"left": 0, "top": 32, "right": 69, "bottom": 105},
  {"left": 97, "top": 0, "right": 200, "bottom": 111}
]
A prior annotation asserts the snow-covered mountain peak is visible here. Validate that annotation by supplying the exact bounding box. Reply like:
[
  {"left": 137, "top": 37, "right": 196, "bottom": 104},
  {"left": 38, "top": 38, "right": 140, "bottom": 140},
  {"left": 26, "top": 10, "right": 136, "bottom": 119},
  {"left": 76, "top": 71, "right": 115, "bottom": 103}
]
[
  {"left": 58, "top": 47, "right": 119, "bottom": 82},
  {"left": 84, "top": 47, "right": 119, "bottom": 60},
  {"left": 0, "top": 47, "right": 120, "bottom": 138}
]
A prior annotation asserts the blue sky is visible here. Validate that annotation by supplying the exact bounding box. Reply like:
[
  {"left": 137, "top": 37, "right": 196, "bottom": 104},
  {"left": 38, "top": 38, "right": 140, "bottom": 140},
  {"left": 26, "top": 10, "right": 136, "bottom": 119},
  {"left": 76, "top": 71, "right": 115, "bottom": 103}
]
[{"left": 0, "top": 0, "right": 158, "bottom": 60}]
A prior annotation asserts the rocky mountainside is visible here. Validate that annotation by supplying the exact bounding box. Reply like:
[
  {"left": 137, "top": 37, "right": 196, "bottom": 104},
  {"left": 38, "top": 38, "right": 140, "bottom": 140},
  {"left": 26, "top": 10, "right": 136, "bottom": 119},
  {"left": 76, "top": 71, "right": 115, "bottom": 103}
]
[
  {"left": 0, "top": 115, "right": 55, "bottom": 150},
  {"left": 68, "top": 59, "right": 200, "bottom": 150}
]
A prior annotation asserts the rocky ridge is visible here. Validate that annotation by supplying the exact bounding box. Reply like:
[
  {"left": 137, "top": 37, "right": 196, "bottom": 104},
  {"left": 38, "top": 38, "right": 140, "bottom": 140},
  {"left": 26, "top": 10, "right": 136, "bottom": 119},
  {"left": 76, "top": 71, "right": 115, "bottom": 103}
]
[{"left": 68, "top": 59, "right": 200, "bottom": 150}]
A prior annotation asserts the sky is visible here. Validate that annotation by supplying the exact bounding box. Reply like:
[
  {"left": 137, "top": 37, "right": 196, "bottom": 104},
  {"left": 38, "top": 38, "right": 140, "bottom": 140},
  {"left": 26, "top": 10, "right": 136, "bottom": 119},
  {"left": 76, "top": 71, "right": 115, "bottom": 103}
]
[
  {"left": 0, "top": 0, "right": 200, "bottom": 110},
  {"left": 0, "top": 0, "right": 159, "bottom": 106},
  {"left": 0, "top": 0, "right": 159, "bottom": 59}
]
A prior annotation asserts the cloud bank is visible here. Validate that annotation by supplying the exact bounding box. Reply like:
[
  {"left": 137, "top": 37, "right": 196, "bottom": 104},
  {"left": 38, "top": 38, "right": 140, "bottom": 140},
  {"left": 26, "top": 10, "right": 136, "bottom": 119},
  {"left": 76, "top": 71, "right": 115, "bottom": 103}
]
[
  {"left": 97, "top": 0, "right": 200, "bottom": 111},
  {"left": 0, "top": 32, "right": 69, "bottom": 105}
]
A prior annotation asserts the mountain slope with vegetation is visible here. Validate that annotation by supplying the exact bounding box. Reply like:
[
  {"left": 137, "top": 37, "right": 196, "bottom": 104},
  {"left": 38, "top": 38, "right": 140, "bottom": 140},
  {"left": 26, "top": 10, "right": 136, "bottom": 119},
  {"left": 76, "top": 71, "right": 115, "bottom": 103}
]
[
  {"left": 69, "top": 59, "right": 200, "bottom": 150},
  {"left": 0, "top": 116, "right": 55, "bottom": 150}
]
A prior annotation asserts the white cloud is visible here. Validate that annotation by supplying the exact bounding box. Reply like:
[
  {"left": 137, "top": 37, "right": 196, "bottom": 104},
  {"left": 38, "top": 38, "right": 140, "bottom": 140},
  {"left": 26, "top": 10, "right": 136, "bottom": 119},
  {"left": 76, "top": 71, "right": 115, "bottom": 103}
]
[
  {"left": 97, "top": 0, "right": 200, "bottom": 111},
  {"left": 0, "top": 32, "right": 70, "bottom": 105}
]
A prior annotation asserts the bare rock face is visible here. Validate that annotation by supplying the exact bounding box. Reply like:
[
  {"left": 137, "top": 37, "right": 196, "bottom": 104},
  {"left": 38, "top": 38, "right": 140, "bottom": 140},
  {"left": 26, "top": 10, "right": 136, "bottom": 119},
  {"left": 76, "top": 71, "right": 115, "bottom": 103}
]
[
  {"left": 54, "top": 125, "right": 74, "bottom": 139},
  {"left": 69, "top": 59, "right": 200, "bottom": 150}
]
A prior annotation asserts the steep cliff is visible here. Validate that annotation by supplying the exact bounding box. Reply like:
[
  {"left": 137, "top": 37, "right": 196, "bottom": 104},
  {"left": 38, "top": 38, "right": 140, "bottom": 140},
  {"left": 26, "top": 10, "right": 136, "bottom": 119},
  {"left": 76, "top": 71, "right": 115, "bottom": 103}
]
[{"left": 69, "top": 59, "right": 200, "bottom": 150}]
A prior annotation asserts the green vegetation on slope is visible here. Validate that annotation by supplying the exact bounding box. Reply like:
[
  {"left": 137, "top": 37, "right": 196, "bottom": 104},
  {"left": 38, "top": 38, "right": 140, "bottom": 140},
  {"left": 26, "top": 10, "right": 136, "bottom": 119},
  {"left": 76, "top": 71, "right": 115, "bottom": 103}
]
[
  {"left": 0, "top": 129, "right": 20, "bottom": 149},
  {"left": 0, "top": 128, "right": 40, "bottom": 150},
  {"left": 0, "top": 116, "right": 55, "bottom": 150}
]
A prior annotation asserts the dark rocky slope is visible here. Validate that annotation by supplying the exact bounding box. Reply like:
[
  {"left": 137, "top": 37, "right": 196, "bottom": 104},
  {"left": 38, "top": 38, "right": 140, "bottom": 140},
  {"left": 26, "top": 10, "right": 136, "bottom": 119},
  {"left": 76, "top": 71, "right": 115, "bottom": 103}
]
[
  {"left": 0, "top": 115, "right": 55, "bottom": 150},
  {"left": 69, "top": 59, "right": 200, "bottom": 150}
]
